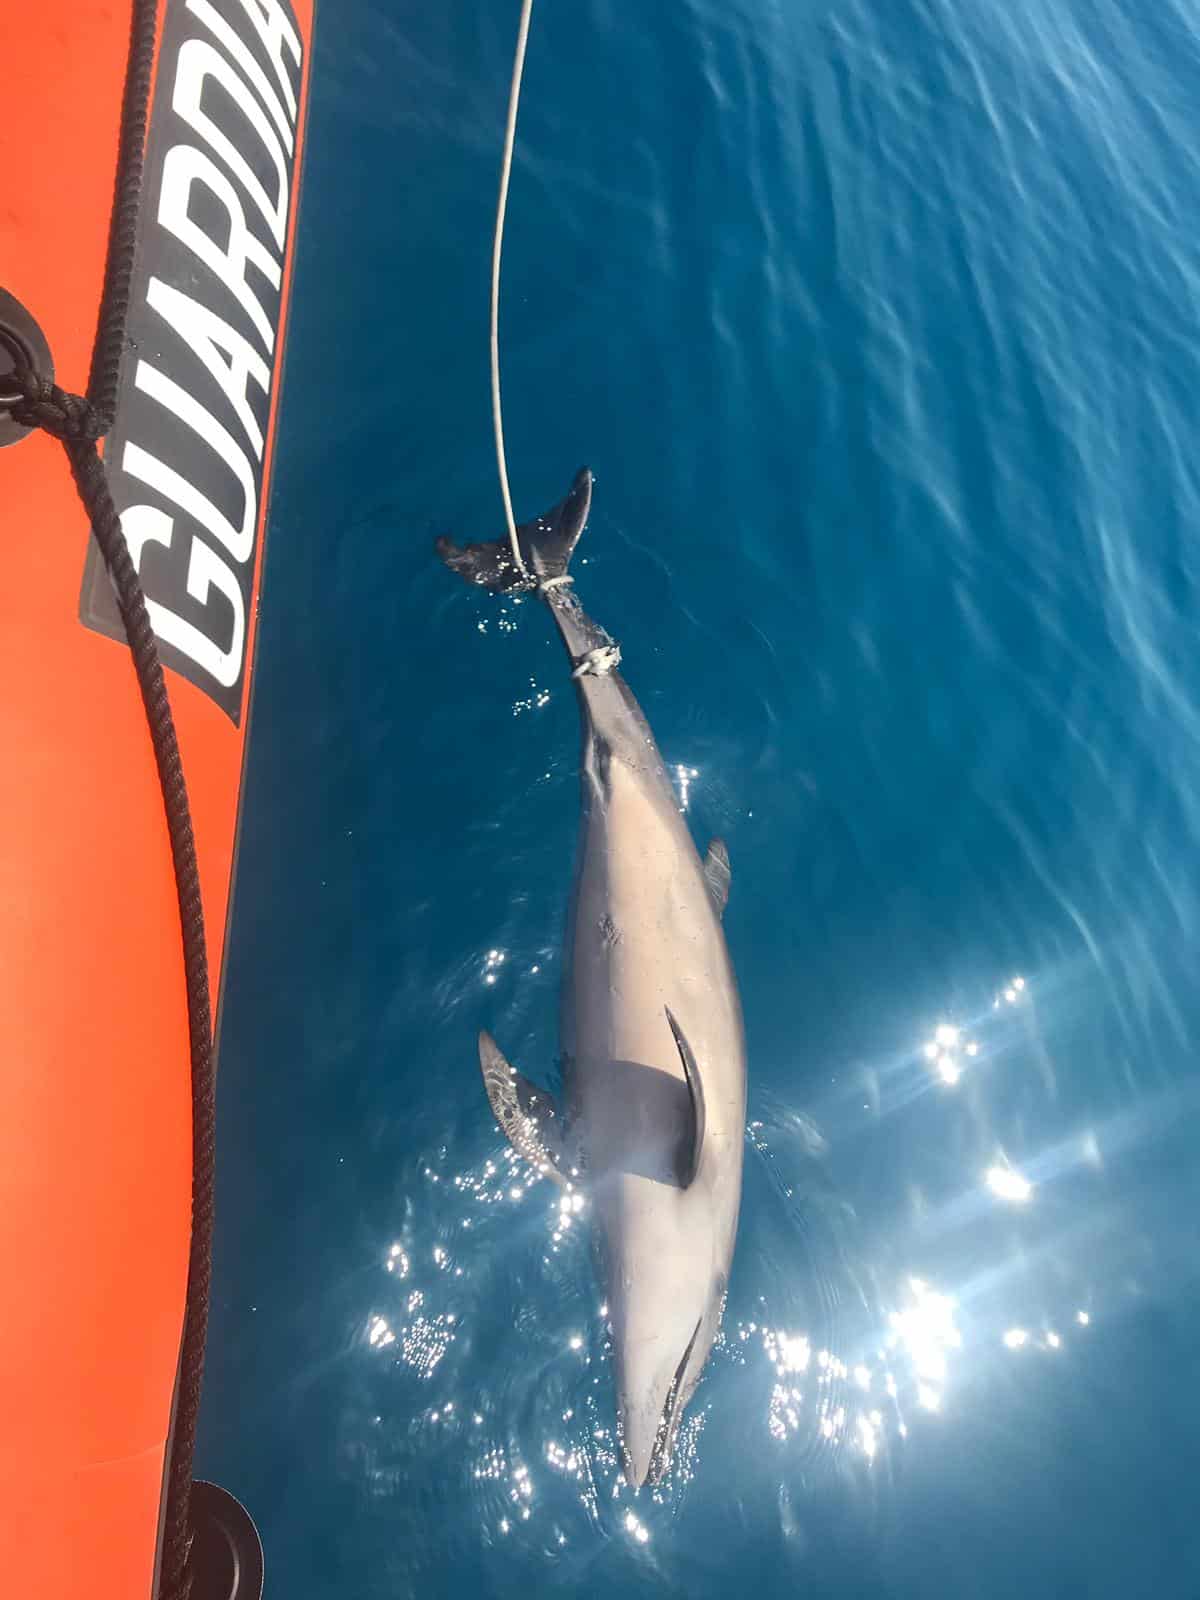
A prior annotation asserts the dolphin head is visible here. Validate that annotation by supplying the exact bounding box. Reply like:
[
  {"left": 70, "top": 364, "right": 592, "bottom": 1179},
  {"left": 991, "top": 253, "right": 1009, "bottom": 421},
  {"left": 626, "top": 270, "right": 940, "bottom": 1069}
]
[{"left": 600, "top": 1175, "right": 729, "bottom": 1487}]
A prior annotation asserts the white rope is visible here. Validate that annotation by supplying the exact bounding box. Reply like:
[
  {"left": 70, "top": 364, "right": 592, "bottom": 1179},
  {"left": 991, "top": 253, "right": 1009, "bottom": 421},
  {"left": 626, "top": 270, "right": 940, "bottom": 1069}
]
[
  {"left": 491, "top": 0, "right": 535, "bottom": 581},
  {"left": 571, "top": 644, "right": 622, "bottom": 680}
]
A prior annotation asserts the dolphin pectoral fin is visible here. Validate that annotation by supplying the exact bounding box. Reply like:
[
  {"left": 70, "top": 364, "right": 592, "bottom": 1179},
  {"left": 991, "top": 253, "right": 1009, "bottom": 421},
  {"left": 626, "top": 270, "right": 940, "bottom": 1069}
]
[
  {"left": 478, "top": 1031, "right": 570, "bottom": 1188},
  {"left": 703, "top": 839, "right": 731, "bottom": 918},
  {"left": 664, "top": 1008, "right": 706, "bottom": 1188}
]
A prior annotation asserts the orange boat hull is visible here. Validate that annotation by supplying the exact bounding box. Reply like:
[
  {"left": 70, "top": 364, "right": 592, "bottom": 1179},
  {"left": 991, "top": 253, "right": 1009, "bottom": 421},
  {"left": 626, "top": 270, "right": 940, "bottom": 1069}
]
[{"left": 0, "top": 1, "right": 315, "bottom": 1592}]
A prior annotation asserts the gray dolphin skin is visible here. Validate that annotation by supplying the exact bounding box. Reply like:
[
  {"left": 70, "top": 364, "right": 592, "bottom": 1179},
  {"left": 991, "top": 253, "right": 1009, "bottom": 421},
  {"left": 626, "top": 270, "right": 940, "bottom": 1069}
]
[{"left": 437, "top": 468, "right": 747, "bottom": 1486}]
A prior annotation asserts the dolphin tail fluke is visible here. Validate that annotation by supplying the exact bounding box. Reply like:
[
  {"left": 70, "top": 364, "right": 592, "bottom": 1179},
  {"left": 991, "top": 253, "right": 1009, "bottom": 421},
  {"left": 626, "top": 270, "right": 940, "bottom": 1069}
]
[
  {"left": 437, "top": 468, "right": 593, "bottom": 592},
  {"left": 478, "top": 1031, "right": 572, "bottom": 1188}
]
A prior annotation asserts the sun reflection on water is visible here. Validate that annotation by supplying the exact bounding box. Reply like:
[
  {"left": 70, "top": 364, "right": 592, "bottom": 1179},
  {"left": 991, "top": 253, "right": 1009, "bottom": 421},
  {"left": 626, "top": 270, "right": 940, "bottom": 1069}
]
[
  {"left": 986, "top": 1164, "right": 1033, "bottom": 1203},
  {"left": 887, "top": 1277, "right": 960, "bottom": 1403}
]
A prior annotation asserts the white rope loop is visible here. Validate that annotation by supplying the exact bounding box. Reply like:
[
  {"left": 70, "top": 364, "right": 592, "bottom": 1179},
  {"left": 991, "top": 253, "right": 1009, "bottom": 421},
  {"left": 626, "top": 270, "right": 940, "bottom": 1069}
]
[{"left": 571, "top": 644, "right": 622, "bottom": 680}]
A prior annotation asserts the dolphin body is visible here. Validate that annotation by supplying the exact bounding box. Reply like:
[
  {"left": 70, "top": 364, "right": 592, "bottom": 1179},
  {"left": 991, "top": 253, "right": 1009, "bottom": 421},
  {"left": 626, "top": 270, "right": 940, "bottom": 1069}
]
[{"left": 438, "top": 469, "right": 746, "bottom": 1485}]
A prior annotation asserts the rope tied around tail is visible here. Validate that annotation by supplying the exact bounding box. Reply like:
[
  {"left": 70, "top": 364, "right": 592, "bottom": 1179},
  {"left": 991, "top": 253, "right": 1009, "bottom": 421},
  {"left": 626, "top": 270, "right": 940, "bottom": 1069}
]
[{"left": 571, "top": 644, "right": 622, "bottom": 680}]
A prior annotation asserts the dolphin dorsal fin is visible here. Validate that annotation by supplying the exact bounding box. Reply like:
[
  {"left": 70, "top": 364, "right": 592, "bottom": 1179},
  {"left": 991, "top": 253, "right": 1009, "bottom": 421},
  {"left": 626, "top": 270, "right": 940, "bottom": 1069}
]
[
  {"left": 703, "top": 839, "right": 731, "bottom": 918},
  {"left": 478, "top": 1031, "right": 570, "bottom": 1188},
  {"left": 665, "top": 1008, "right": 706, "bottom": 1188}
]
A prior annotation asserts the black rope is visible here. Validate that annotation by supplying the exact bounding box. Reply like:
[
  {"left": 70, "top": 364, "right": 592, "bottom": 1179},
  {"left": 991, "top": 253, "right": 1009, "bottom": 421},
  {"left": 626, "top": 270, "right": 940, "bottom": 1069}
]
[
  {"left": 88, "top": 0, "right": 158, "bottom": 426},
  {"left": 4, "top": 3, "right": 215, "bottom": 1597},
  {"left": 65, "top": 438, "right": 216, "bottom": 1600}
]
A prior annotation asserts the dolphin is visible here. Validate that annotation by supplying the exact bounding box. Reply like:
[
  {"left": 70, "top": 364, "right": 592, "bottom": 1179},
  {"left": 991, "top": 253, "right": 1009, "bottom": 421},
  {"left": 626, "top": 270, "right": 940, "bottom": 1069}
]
[{"left": 438, "top": 468, "right": 746, "bottom": 1485}]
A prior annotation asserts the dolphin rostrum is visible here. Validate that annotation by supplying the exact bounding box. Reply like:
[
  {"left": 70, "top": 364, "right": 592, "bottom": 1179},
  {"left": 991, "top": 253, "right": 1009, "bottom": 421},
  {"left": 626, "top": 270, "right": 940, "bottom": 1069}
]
[{"left": 438, "top": 468, "right": 747, "bottom": 1485}]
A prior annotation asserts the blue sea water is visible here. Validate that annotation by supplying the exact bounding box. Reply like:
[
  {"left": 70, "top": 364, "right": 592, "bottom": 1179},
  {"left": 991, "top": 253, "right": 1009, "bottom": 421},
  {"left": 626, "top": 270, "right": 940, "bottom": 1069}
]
[{"left": 199, "top": 1, "right": 1200, "bottom": 1595}]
